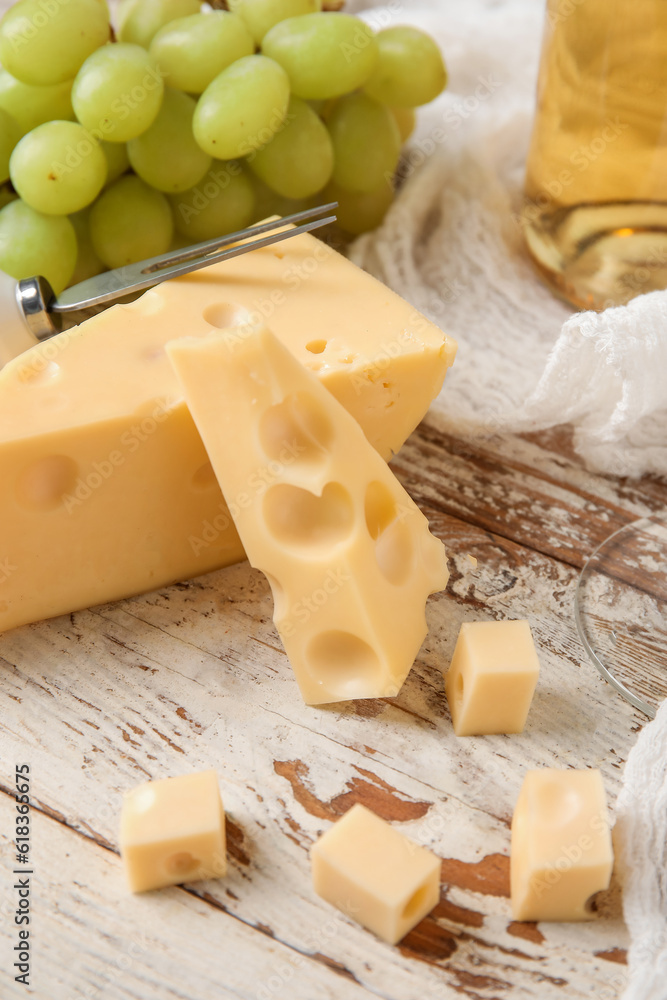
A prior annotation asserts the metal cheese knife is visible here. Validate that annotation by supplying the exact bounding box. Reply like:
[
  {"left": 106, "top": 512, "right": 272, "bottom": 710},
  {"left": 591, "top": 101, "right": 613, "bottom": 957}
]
[{"left": 0, "top": 203, "right": 337, "bottom": 368}]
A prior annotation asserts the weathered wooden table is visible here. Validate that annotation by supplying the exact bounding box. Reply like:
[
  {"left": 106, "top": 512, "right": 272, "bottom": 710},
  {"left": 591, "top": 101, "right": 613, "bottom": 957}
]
[{"left": 2, "top": 408, "right": 661, "bottom": 998}]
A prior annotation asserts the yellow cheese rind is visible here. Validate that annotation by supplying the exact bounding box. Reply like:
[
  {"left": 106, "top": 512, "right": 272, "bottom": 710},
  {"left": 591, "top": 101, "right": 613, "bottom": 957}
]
[
  {"left": 510, "top": 769, "right": 613, "bottom": 922},
  {"left": 444, "top": 620, "right": 540, "bottom": 736},
  {"left": 120, "top": 770, "right": 227, "bottom": 893},
  {"left": 166, "top": 322, "right": 449, "bottom": 705},
  {"left": 311, "top": 804, "right": 441, "bottom": 945},
  {"left": 0, "top": 228, "right": 455, "bottom": 634}
]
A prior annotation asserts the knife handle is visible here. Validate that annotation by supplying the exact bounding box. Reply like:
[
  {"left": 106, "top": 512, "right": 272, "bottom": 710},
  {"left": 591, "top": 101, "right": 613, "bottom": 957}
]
[{"left": 0, "top": 270, "right": 40, "bottom": 369}]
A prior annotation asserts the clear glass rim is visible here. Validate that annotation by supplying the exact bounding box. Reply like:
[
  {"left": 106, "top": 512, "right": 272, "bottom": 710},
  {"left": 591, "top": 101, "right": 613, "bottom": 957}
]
[{"left": 574, "top": 512, "right": 667, "bottom": 720}]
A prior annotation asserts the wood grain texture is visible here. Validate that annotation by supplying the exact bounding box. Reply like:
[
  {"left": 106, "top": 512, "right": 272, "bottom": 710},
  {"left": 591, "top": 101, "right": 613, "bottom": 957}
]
[{"left": 1, "top": 418, "right": 651, "bottom": 1000}]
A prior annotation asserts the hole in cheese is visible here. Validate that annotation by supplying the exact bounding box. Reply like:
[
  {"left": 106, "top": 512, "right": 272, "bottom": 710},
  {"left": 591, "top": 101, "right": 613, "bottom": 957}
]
[
  {"left": 15, "top": 455, "right": 79, "bottom": 511},
  {"left": 402, "top": 881, "right": 430, "bottom": 921},
  {"left": 364, "top": 481, "right": 398, "bottom": 540},
  {"left": 264, "top": 571, "right": 287, "bottom": 620},
  {"left": 306, "top": 631, "right": 382, "bottom": 695},
  {"left": 263, "top": 482, "right": 354, "bottom": 551},
  {"left": 364, "top": 481, "right": 413, "bottom": 585},
  {"left": 203, "top": 302, "right": 249, "bottom": 329},
  {"left": 375, "top": 520, "right": 413, "bottom": 586},
  {"left": 455, "top": 672, "right": 464, "bottom": 703},
  {"left": 165, "top": 851, "right": 199, "bottom": 876},
  {"left": 259, "top": 392, "right": 333, "bottom": 469},
  {"left": 584, "top": 893, "right": 599, "bottom": 914},
  {"left": 17, "top": 359, "right": 61, "bottom": 386},
  {"left": 535, "top": 780, "right": 583, "bottom": 828},
  {"left": 191, "top": 462, "right": 218, "bottom": 491},
  {"left": 306, "top": 339, "right": 327, "bottom": 354}
]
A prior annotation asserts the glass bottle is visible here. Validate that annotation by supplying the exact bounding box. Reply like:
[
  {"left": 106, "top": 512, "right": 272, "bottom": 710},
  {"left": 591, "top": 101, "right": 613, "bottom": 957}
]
[{"left": 523, "top": 0, "right": 667, "bottom": 310}]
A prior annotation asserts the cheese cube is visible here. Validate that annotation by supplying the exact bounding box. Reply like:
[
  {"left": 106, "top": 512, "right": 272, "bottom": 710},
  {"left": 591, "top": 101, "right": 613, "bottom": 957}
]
[
  {"left": 511, "top": 769, "right": 613, "bottom": 922},
  {"left": 311, "top": 804, "right": 441, "bottom": 945},
  {"left": 120, "top": 770, "right": 226, "bottom": 893},
  {"left": 444, "top": 620, "right": 540, "bottom": 736},
  {"left": 0, "top": 227, "right": 456, "bottom": 634},
  {"left": 166, "top": 322, "right": 449, "bottom": 704}
]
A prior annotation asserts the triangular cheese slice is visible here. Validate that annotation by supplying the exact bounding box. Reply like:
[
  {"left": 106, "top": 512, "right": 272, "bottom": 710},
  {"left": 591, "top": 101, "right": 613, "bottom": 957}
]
[{"left": 167, "top": 319, "right": 449, "bottom": 705}]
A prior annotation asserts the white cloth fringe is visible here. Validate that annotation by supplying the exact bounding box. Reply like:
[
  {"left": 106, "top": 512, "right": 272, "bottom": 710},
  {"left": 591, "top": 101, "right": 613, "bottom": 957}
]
[{"left": 615, "top": 699, "right": 667, "bottom": 999}]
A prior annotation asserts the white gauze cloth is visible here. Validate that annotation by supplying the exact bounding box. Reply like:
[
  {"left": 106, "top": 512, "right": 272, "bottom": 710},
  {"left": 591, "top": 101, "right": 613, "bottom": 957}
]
[
  {"left": 615, "top": 700, "right": 667, "bottom": 999},
  {"left": 351, "top": 1, "right": 667, "bottom": 994},
  {"left": 349, "top": 0, "right": 667, "bottom": 479}
]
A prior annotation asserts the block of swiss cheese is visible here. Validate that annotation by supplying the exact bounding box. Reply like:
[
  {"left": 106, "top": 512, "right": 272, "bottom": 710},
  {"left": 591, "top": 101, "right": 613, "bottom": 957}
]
[{"left": 0, "top": 227, "right": 455, "bottom": 633}]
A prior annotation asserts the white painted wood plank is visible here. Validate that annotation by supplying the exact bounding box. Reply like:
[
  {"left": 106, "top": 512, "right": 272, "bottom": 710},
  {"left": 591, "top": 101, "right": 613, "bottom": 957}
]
[
  {"left": 0, "top": 791, "right": 379, "bottom": 1000},
  {"left": 0, "top": 517, "right": 633, "bottom": 999}
]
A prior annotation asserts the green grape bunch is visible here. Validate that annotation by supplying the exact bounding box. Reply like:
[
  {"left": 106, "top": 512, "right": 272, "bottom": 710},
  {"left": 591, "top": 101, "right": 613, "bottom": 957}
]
[{"left": 0, "top": 0, "right": 447, "bottom": 293}]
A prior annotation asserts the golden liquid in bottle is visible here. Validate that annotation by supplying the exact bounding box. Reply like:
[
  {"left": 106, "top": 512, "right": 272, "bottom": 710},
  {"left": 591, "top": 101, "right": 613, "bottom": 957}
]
[{"left": 523, "top": 0, "right": 667, "bottom": 309}]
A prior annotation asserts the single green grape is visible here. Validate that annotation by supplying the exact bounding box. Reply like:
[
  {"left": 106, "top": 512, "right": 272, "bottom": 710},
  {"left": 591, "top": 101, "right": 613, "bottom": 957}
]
[
  {"left": 324, "top": 178, "right": 394, "bottom": 235},
  {"left": 0, "top": 198, "right": 77, "bottom": 292},
  {"left": 128, "top": 89, "right": 212, "bottom": 193},
  {"left": 117, "top": 0, "right": 201, "bottom": 48},
  {"left": 150, "top": 13, "right": 254, "bottom": 96},
  {"left": 10, "top": 120, "right": 107, "bottom": 215},
  {"left": 228, "top": 0, "right": 321, "bottom": 44},
  {"left": 0, "top": 107, "right": 21, "bottom": 184},
  {"left": 364, "top": 27, "right": 447, "bottom": 108},
  {"left": 248, "top": 96, "right": 333, "bottom": 200},
  {"left": 101, "top": 141, "right": 130, "bottom": 186},
  {"left": 327, "top": 92, "right": 401, "bottom": 193},
  {"left": 193, "top": 55, "right": 290, "bottom": 160},
  {"left": 391, "top": 106, "right": 416, "bottom": 143},
  {"left": 262, "top": 13, "right": 378, "bottom": 100},
  {"left": 0, "top": 0, "right": 110, "bottom": 86},
  {"left": 69, "top": 206, "right": 106, "bottom": 285},
  {"left": 170, "top": 162, "right": 256, "bottom": 242},
  {"left": 89, "top": 175, "right": 173, "bottom": 268},
  {"left": 0, "top": 70, "right": 75, "bottom": 136},
  {"left": 72, "top": 43, "right": 165, "bottom": 144}
]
